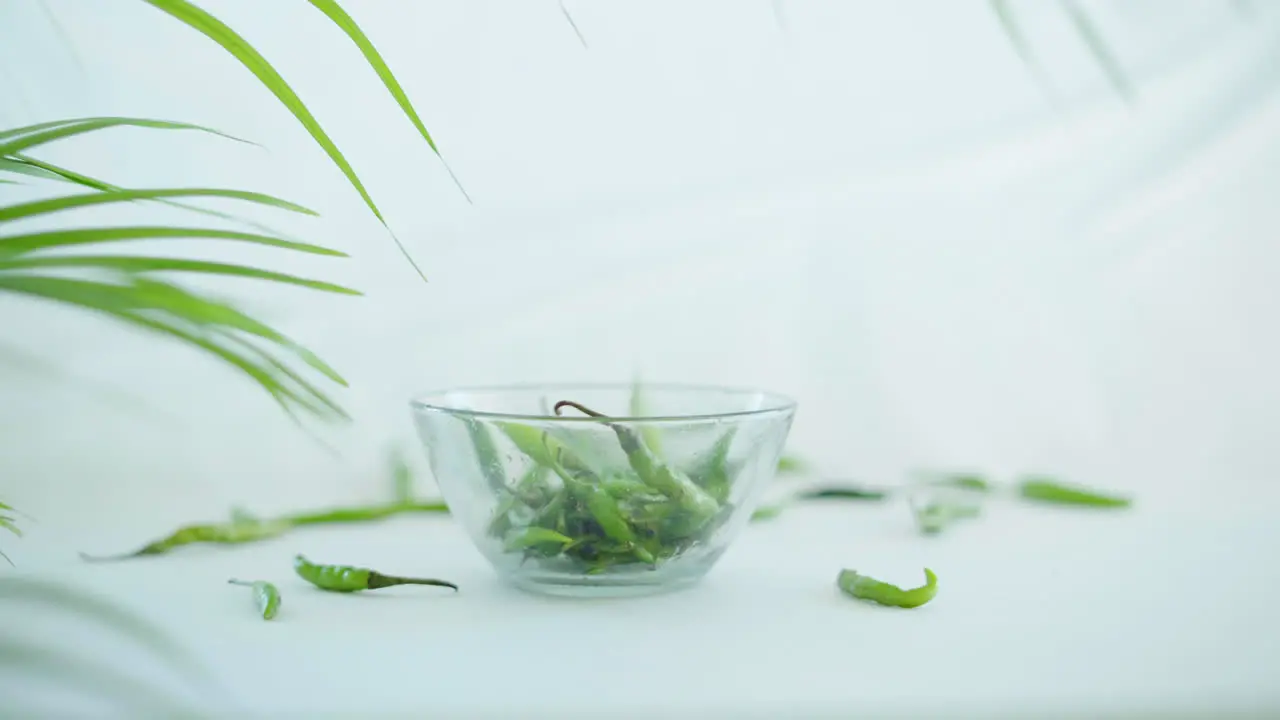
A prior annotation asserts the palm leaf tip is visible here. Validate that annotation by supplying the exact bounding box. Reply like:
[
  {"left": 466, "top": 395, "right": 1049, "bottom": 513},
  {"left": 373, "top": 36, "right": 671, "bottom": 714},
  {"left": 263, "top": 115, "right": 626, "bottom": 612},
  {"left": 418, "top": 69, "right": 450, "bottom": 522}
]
[
  {"left": 305, "top": 0, "right": 473, "bottom": 204},
  {"left": 141, "top": 0, "right": 430, "bottom": 281},
  {"left": 1060, "top": 0, "right": 1134, "bottom": 102}
]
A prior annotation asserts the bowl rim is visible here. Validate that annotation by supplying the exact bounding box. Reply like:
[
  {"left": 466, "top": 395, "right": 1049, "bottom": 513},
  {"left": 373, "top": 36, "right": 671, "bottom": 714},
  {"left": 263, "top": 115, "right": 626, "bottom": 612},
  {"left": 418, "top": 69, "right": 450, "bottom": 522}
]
[{"left": 408, "top": 381, "right": 797, "bottom": 424}]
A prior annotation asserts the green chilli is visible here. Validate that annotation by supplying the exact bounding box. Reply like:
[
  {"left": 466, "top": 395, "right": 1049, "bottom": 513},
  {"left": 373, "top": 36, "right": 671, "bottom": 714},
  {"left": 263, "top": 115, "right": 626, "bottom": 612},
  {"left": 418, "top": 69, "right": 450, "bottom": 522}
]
[
  {"left": 1017, "top": 477, "right": 1131, "bottom": 508},
  {"left": 292, "top": 554, "right": 458, "bottom": 593},
  {"left": 78, "top": 500, "right": 450, "bottom": 562},
  {"left": 837, "top": 568, "right": 938, "bottom": 609},
  {"left": 227, "top": 579, "right": 281, "bottom": 620}
]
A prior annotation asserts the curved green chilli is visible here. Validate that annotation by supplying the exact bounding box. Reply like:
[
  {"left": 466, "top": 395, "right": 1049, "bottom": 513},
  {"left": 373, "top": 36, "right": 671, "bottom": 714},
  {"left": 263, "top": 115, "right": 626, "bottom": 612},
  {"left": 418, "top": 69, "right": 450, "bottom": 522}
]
[
  {"left": 1017, "top": 477, "right": 1131, "bottom": 508},
  {"left": 553, "top": 400, "right": 719, "bottom": 527},
  {"left": 79, "top": 520, "right": 292, "bottom": 562},
  {"left": 292, "top": 554, "right": 458, "bottom": 593},
  {"left": 227, "top": 579, "right": 281, "bottom": 620},
  {"left": 837, "top": 568, "right": 938, "bottom": 609},
  {"left": 77, "top": 500, "right": 450, "bottom": 562}
]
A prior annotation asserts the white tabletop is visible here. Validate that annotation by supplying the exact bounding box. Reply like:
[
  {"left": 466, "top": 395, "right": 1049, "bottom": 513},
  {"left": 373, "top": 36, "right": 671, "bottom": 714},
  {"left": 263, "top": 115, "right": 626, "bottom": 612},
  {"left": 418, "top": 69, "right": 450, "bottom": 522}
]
[{"left": 9, "top": 487, "right": 1279, "bottom": 719}]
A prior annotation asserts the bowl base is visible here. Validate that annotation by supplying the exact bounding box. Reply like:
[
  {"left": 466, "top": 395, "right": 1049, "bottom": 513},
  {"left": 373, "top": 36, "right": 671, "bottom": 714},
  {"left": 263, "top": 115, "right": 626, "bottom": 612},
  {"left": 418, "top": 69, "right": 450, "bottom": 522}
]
[{"left": 505, "top": 572, "right": 703, "bottom": 599}]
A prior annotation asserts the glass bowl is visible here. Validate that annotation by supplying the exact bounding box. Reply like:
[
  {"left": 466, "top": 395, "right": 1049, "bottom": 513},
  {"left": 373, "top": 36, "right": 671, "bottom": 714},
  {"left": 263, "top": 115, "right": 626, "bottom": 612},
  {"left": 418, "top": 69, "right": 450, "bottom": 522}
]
[{"left": 409, "top": 383, "right": 796, "bottom": 597}]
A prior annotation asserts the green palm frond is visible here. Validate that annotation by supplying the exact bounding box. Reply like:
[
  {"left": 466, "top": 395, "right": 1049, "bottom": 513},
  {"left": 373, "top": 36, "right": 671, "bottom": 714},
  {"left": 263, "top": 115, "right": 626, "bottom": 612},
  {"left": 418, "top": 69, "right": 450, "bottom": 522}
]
[
  {"left": 0, "top": 274, "right": 350, "bottom": 422},
  {"left": 3, "top": 154, "right": 300, "bottom": 239},
  {"left": 0, "top": 116, "right": 252, "bottom": 156},
  {"left": 1059, "top": 0, "right": 1133, "bottom": 102},
  {"left": 0, "top": 576, "right": 211, "bottom": 715},
  {"left": 306, "top": 0, "right": 472, "bottom": 201},
  {"left": 991, "top": 0, "right": 1133, "bottom": 104},
  {"left": 0, "top": 187, "right": 318, "bottom": 223},
  {"left": 2, "top": 118, "right": 358, "bottom": 424},
  {"left": 140, "top": 0, "right": 431, "bottom": 282}
]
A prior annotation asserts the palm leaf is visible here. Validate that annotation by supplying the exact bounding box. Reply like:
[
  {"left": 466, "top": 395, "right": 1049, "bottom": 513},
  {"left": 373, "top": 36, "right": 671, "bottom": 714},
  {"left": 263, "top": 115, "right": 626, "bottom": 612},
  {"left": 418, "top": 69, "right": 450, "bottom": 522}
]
[
  {"left": 559, "top": 1, "right": 590, "bottom": 48},
  {"left": 0, "top": 255, "right": 360, "bottom": 295},
  {"left": 0, "top": 116, "right": 251, "bottom": 157},
  {"left": 0, "top": 517, "right": 22, "bottom": 537},
  {"left": 122, "top": 276, "right": 349, "bottom": 385},
  {"left": 0, "top": 187, "right": 317, "bottom": 224},
  {"left": 0, "top": 157, "right": 65, "bottom": 180},
  {"left": 141, "top": 0, "right": 428, "bottom": 281},
  {"left": 1060, "top": 0, "right": 1133, "bottom": 102},
  {"left": 3, "top": 154, "right": 301, "bottom": 239},
  {"left": 306, "top": 0, "right": 471, "bottom": 202},
  {"left": 990, "top": 0, "right": 1062, "bottom": 107},
  {"left": 0, "top": 635, "right": 201, "bottom": 717},
  {"left": 0, "top": 225, "right": 344, "bottom": 258},
  {"left": 0, "top": 577, "right": 207, "bottom": 682},
  {"left": 0, "top": 275, "right": 347, "bottom": 420}
]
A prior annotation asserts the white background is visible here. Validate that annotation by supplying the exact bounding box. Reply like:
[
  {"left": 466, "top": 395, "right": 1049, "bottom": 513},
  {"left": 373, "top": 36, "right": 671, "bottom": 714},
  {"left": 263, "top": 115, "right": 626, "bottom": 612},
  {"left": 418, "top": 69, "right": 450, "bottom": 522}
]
[{"left": 2, "top": 1, "right": 1279, "bottom": 717}]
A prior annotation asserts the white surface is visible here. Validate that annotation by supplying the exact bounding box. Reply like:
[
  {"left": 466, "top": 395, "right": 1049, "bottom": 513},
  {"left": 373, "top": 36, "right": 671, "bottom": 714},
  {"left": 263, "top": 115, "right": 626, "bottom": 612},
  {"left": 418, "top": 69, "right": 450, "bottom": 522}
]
[
  {"left": 8, "top": 495, "right": 1280, "bottom": 718},
  {"left": 4, "top": 0, "right": 1280, "bottom": 716}
]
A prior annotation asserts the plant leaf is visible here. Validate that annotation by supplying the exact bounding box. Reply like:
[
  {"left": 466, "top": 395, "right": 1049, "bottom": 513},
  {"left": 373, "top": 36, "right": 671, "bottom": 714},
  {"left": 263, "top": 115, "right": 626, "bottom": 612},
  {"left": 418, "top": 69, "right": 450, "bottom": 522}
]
[
  {"left": 0, "top": 576, "right": 209, "bottom": 687},
  {"left": 0, "top": 275, "right": 346, "bottom": 420},
  {"left": 0, "top": 255, "right": 360, "bottom": 295},
  {"left": 0, "top": 158, "right": 66, "bottom": 180},
  {"left": 6, "top": 154, "right": 302, "bottom": 239},
  {"left": 1060, "top": 0, "right": 1133, "bottom": 102},
  {"left": 0, "top": 517, "right": 22, "bottom": 537},
  {"left": 305, "top": 0, "right": 471, "bottom": 202},
  {"left": 0, "top": 187, "right": 317, "bottom": 224},
  {"left": 0, "top": 116, "right": 251, "bottom": 157},
  {"left": 0, "top": 634, "right": 201, "bottom": 716},
  {"left": 141, "top": 0, "right": 428, "bottom": 281},
  {"left": 121, "top": 277, "right": 349, "bottom": 386},
  {"left": 0, "top": 225, "right": 345, "bottom": 258},
  {"left": 559, "top": 0, "right": 589, "bottom": 48}
]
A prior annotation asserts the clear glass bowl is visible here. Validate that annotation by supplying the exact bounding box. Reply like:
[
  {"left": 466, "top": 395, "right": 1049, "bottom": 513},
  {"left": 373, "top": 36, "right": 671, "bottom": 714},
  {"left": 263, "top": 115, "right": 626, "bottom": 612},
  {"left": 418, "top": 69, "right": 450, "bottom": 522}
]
[{"left": 409, "top": 383, "right": 796, "bottom": 597}]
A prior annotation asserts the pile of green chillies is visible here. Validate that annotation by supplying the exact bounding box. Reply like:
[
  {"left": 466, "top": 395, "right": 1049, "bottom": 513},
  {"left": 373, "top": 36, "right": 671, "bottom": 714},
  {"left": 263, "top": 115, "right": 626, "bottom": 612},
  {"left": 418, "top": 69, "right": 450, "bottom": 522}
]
[{"left": 474, "top": 399, "right": 739, "bottom": 575}]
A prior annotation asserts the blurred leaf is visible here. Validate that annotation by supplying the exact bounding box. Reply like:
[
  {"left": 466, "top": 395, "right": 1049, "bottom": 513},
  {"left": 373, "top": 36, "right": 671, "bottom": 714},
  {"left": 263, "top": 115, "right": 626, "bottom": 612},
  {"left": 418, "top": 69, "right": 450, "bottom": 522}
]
[
  {"left": 142, "top": 0, "right": 428, "bottom": 281},
  {"left": 306, "top": 0, "right": 471, "bottom": 202},
  {"left": 0, "top": 517, "right": 22, "bottom": 537},
  {"left": 990, "top": 0, "right": 1061, "bottom": 104},
  {"left": 0, "top": 576, "right": 210, "bottom": 686},
  {"left": 0, "top": 635, "right": 201, "bottom": 716},
  {"left": 559, "top": 1, "right": 589, "bottom": 47},
  {"left": 1060, "top": 0, "right": 1133, "bottom": 102}
]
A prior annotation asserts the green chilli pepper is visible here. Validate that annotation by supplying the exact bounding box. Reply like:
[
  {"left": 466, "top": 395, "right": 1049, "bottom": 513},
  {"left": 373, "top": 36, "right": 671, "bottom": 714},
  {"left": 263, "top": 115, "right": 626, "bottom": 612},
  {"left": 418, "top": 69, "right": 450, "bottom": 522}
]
[
  {"left": 1017, "top": 477, "right": 1131, "bottom": 508},
  {"left": 689, "top": 428, "right": 737, "bottom": 503},
  {"left": 837, "top": 568, "right": 938, "bottom": 609},
  {"left": 464, "top": 418, "right": 510, "bottom": 496},
  {"left": 554, "top": 400, "right": 720, "bottom": 525},
  {"left": 776, "top": 454, "right": 809, "bottom": 475},
  {"left": 227, "top": 579, "right": 281, "bottom": 620},
  {"left": 931, "top": 474, "right": 990, "bottom": 492},
  {"left": 78, "top": 500, "right": 451, "bottom": 563},
  {"left": 749, "top": 484, "right": 890, "bottom": 522},
  {"left": 292, "top": 554, "right": 458, "bottom": 593},
  {"left": 79, "top": 520, "right": 294, "bottom": 562},
  {"left": 912, "top": 502, "right": 981, "bottom": 534},
  {"left": 628, "top": 377, "right": 666, "bottom": 458},
  {"left": 503, "top": 527, "right": 574, "bottom": 553}
]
